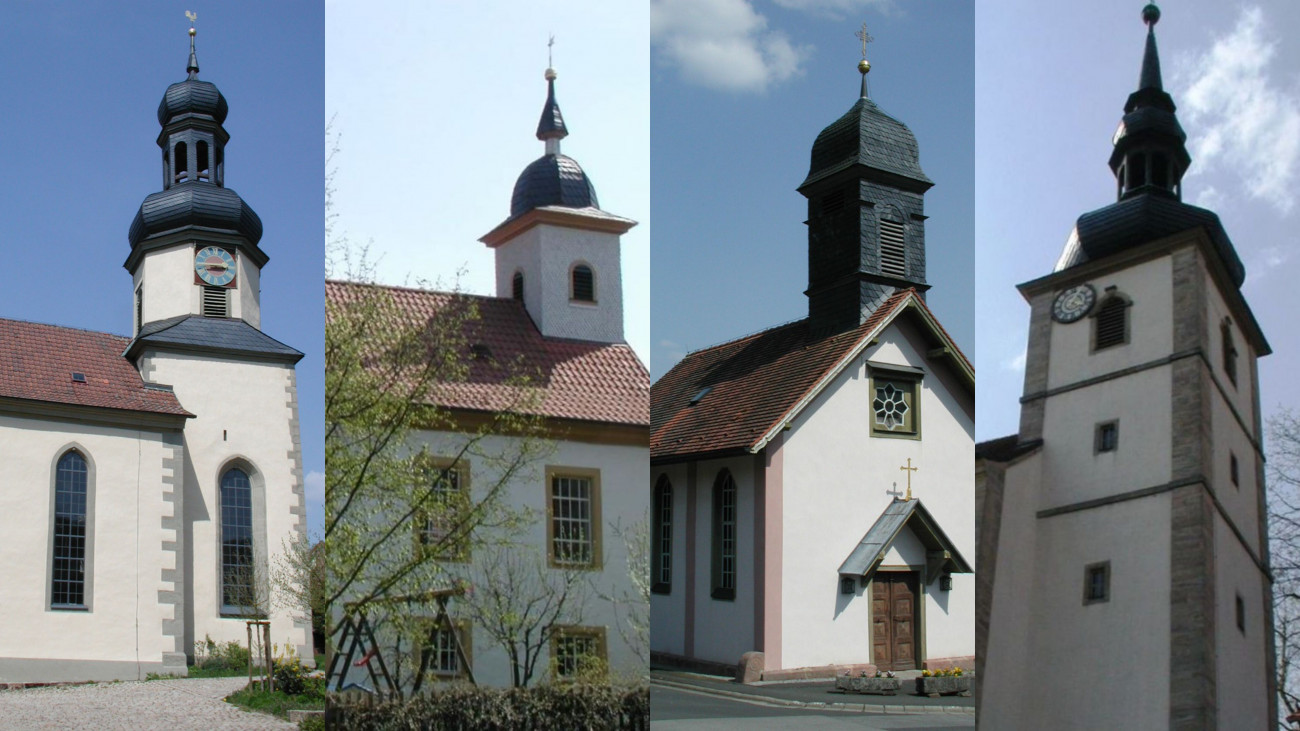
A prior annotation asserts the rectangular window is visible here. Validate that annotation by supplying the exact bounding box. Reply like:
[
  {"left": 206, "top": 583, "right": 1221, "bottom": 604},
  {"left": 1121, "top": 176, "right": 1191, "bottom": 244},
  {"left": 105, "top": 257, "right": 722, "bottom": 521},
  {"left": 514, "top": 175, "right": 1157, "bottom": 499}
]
[
  {"left": 551, "top": 626, "right": 607, "bottom": 681},
  {"left": 547, "top": 467, "right": 601, "bottom": 569},
  {"left": 651, "top": 476, "right": 672, "bottom": 594},
  {"left": 415, "top": 458, "right": 470, "bottom": 562},
  {"left": 1222, "top": 322, "right": 1238, "bottom": 387},
  {"left": 1095, "top": 421, "right": 1119, "bottom": 453},
  {"left": 1083, "top": 561, "right": 1110, "bottom": 605},
  {"left": 1230, "top": 452, "right": 1239, "bottom": 488},
  {"left": 871, "top": 370, "right": 921, "bottom": 438},
  {"left": 1236, "top": 594, "right": 1246, "bottom": 633},
  {"left": 421, "top": 619, "right": 471, "bottom": 679}
]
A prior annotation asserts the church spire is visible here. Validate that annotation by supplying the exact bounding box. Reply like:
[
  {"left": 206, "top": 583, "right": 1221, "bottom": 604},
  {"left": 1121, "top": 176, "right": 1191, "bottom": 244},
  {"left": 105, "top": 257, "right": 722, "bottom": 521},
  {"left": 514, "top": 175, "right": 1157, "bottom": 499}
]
[
  {"left": 187, "top": 26, "right": 199, "bottom": 79},
  {"left": 1109, "top": 3, "right": 1189, "bottom": 201},
  {"left": 536, "top": 38, "right": 568, "bottom": 156}
]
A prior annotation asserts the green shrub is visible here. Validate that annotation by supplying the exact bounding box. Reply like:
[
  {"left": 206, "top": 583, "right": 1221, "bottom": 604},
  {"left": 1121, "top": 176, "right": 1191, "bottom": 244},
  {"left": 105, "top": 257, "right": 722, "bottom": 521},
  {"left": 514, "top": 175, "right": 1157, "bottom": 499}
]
[
  {"left": 274, "top": 657, "right": 308, "bottom": 696},
  {"left": 297, "top": 715, "right": 326, "bottom": 731},
  {"left": 329, "top": 683, "right": 649, "bottom": 730}
]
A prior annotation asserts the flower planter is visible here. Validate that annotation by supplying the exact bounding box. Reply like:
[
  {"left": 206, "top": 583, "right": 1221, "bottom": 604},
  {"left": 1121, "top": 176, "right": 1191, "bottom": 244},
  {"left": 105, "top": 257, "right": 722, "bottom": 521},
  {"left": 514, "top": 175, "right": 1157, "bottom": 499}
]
[
  {"left": 915, "top": 675, "right": 971, "bottom": 697},
  {"left": 835, "top": 675, "right": 900, "bottom": 695}
]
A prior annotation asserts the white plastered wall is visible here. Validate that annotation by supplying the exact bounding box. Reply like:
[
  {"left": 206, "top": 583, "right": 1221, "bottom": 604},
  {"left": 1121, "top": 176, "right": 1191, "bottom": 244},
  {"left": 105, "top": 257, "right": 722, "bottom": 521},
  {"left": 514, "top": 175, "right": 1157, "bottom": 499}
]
[
  {"left": 686, "top": 455, "right": 756, "bottom": 667},
  {"left": 0, "top": 414, "right": 173, "bottom": 681},
  {"left": 778, "top": 316, "right": 974, "bottom": 669},
  {"left": 648, "top": 462, "right": 688, "bottom": 657},
  {"left": 132, "top": 242, "right": 261, "bottom": 327}
]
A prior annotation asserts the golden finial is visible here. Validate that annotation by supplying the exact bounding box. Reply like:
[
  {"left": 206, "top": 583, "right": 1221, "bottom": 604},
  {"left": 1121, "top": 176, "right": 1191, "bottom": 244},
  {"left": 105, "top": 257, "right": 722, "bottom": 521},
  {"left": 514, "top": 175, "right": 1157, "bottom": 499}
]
[
  {"left": 856, "top": 22, "right": 873, "bottom": 74},
  {"left": 545, "top": 34, "right": 557, "bottom": 81}
]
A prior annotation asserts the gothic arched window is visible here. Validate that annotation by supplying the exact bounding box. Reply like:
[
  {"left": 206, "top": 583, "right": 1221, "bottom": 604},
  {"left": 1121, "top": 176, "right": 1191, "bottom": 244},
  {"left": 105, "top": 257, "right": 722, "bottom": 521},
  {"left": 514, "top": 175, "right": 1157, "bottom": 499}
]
[
  {"left": 52, "top": 450, "right": 90, "bottom": 609},
  {"left": 1093, "top": 293, "right": 1130, "bottom": 351},
  {"left": 512, "top": 271, "right": 525, "bottom": 302},
  {"left": 571, "top": 264, "right": 595, "bottom": 302},
  {"left": 711, "top": 470, "right": 736, "bottom": 601},
  {"left": 652, "top": 475, "right": 673, "bottom": 594},
  {"left": 220, "top": 467, "right": 256, "bottom": 614}
]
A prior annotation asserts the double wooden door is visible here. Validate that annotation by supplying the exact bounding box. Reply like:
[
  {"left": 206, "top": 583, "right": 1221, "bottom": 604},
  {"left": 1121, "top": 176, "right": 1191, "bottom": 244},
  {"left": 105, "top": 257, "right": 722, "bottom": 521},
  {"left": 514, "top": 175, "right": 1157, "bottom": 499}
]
[{"left": 871, "top": 571, "right": 919, "bottom": 671}]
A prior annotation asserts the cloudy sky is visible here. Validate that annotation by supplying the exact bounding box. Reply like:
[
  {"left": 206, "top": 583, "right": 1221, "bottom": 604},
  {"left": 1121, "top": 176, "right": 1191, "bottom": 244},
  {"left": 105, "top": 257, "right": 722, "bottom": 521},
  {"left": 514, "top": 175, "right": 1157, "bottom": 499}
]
[
  {"left": 0, "top": 2, "right": 326, "bottom": 535},
  {"left": 977, "top": 0, "right": 1300, "bottom": 441},
  {"left": 649, "top": 0, "right": 975, "bottom": 381},
  {"left": 325, "top": 0, "right": 650, "bottom": 366}
]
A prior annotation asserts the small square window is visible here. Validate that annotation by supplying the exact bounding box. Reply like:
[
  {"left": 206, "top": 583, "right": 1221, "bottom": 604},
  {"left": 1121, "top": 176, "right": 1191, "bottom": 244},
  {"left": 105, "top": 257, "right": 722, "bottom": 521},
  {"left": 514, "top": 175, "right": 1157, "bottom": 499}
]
[
  {"left": 1236, "top": 594, "right": 1245, "bottom": 633},
  {"left": 1230, "top": 453, "right": 1239, "bottom": 488},
  {"left": 1095, "top": 421, "right": 1118, "bottom": 453},
  {"left": 1083, "top": 561, "right": 1110, "bottom": 605}
]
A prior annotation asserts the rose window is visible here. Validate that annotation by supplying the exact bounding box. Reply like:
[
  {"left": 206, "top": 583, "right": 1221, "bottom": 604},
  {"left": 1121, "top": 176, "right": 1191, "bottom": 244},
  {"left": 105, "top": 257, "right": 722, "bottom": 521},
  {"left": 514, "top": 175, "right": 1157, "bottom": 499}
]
[{"left": 874, "top": 382, "right": 909, "bottom": 429}]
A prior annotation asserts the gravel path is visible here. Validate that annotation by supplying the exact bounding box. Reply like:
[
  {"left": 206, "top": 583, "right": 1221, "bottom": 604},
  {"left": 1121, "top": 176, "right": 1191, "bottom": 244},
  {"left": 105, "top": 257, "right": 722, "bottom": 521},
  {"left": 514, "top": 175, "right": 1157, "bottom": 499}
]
[{"left": 0, "top": 677, "right": 298, "bottom": 730}]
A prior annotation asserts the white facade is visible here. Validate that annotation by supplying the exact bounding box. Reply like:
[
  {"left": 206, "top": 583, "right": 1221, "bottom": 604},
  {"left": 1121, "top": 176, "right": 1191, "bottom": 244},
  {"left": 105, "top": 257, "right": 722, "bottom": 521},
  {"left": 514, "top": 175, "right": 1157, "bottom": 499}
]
[{"left": 132, "top": 242, "right": 262, "bottom": 330}]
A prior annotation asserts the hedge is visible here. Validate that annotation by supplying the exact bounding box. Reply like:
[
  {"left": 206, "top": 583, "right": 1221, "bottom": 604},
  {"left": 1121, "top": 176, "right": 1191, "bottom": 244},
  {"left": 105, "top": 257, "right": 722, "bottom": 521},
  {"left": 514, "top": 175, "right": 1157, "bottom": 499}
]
[{"left": 326, "top": 683, "right": 649, "bottom": 730}]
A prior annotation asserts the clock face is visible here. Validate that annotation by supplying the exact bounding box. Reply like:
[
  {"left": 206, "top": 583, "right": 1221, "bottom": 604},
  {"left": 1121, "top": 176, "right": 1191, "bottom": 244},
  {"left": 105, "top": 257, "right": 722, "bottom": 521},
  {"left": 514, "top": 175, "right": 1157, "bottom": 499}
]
[
  {"left": 194, "top": 246, "right": 236, "bottom": 287},
  {"left": 1052, "top": 284, "right": 1096, "bottom": 323}
]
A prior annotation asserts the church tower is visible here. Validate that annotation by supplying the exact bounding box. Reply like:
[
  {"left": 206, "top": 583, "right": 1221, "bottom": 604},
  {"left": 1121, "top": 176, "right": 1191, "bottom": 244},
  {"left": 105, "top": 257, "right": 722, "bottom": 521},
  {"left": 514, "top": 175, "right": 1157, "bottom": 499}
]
[
  {"left": 798, "top": 47, "right": 933, "bottom": 335},
  {"left": 124, "top": 26, "right": 268, "bottom": 333},
  {"left": 479, "top": 64, "right": 636, "bottom": 344},
  {"left": 979, "top": 6, "right": 1276, "bottom": 728}
]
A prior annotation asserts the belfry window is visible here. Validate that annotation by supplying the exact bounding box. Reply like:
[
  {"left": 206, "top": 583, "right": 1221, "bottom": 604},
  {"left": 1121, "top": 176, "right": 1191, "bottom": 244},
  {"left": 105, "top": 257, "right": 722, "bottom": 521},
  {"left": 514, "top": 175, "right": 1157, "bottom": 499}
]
[
  {"left": 220, "top": 467, "right": 256, "bottom": 615},
  {"left": 1222, "top": 320, "right": 1238, "bottom": 387},
  {"left": 52, "top": 450, "right": 90, "bottom": 609},
  {"left": 879, "top": 218, "right": 907, "bottom": 278},
  {"left": 215, "top": 145, "right": 224, "bottom": 186},
  {"left": 1127, "top": 152, "right": 1147, "bottom": 190},
  {"left": 196, "top": 141, "right": 210, "bottom": 182},
  {"left": 201, "top": 286, "right": 229, "bottom": 318},
  {"left": 571, "top": 264, "right": 595, "bottom": 303},
  {"left": 174, "top": 141, "right": 188, "bottom": 184},
  {"left": 1093, "top": 293, "right": 1129, "bottom": 350},
  {"left": 711, "top": 470, "right": 736, "bottom": 601},
  {"left": 512, "top": 271, "right": 524, "bottom": 301},
  {"left": 652, "top": 475, "right": 673, "bottom": 594},
  {"left": 1151, "top": 152, "right": 1169, "bottom": 189}
]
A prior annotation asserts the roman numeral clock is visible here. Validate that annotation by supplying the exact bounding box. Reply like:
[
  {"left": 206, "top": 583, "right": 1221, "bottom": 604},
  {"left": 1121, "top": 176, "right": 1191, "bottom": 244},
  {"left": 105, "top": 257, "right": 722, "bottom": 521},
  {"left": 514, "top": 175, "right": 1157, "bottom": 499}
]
[{"left": 194, "top": 245, "right": 236, "bottom": 287}]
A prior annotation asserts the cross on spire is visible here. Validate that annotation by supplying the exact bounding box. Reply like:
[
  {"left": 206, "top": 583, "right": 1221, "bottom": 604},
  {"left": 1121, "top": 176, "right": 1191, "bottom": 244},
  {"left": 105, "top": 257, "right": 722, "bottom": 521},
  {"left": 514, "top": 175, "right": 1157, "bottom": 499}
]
[
  {"left": 548, "top": 34, "right": 555, "bottom": 69},
  {"left": 856, "top": 23, "right": 874, "bottom": 60},
  {"left": 900, "top": 458, "right": 918, "bottom": 501}
]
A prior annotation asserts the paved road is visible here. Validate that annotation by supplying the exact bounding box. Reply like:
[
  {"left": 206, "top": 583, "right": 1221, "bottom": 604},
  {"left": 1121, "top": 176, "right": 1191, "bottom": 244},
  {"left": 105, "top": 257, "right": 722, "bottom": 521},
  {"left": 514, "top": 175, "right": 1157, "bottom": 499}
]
[
  {"left": 0, "top": 677, "right": 295, "bottom": 730},
  {"left": 651, "top": 685, "right": 975, "bottom": 730}
]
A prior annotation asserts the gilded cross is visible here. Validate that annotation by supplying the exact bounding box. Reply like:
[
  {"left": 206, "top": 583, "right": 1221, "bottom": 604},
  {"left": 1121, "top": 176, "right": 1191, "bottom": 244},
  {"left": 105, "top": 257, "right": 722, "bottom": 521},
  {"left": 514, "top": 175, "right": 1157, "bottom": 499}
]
[
  {"left": 548, "top": 34, "right": 555, "bottom": 68},
  {"left": 900, "top": 458, "right": 918, "bottom": 500},
  {"left": 856, "top": 23, "right": 874, "bottom": 60}
]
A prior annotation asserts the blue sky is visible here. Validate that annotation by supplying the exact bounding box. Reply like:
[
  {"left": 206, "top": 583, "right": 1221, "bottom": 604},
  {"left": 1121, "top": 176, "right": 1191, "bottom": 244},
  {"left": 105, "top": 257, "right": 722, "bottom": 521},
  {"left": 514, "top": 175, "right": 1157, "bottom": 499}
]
[
  {"left": 977, "top": 0, "right": 1300, "bottom": 441},
  {"left": 649, "top": 0, "right": 974, "bottom": 381},
  {"left": 0, "top": 2, "right": 325, "bottom": 535},
  {"left": 325, "top": 0, "right": 650, "bottom": 364}
]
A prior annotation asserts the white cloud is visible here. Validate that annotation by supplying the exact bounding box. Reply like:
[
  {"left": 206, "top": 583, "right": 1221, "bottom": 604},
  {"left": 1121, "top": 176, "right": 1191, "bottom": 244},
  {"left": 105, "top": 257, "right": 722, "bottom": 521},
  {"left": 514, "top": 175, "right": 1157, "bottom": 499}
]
[
  {"left": 1002, "top": 350, "right": 1026, "bottom": 373},
  {"left": 1176, "top": 6, "right": 1300, "bottom": 215},
  {"left": 770, "top": 0, "right": 895, "bottom": 20},
  {"left": 651, "top": 0, "right": 810, "bottom": 92}
]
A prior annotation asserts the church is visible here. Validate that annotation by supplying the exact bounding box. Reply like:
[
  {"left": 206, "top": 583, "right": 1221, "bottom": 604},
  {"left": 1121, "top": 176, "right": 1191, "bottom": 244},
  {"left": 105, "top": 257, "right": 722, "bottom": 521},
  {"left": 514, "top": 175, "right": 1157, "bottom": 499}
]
[
  {"left": 326, "top": 62, "right": 650, "bottom": 687},
  {"left": 0, "top": 30, "right": 309, "bottom": 682},
  {"left": 976, "top": 5, "right": 1277, "bottom": 728},
  {"left": 649, "top": 54, "right": 975, "bottom": 679}
]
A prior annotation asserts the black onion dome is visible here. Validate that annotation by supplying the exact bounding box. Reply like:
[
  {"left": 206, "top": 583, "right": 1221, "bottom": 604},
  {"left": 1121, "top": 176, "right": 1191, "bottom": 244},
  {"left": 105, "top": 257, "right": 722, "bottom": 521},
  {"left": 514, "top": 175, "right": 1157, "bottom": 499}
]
[
  {"left": 157, "top": 78, "right": 229, "bottom": 126},
  {"left": 129, "top": 182, "right": 262, "bottom": 247},
  {"left": 510, "top": 153, "right": 599, "bottom": 217},
  {"left": 1057, "top": 195, "right": 1244, "bottom": 287},
  {"left": 801, "top": 97, "right": 932, "bottom": 190}
]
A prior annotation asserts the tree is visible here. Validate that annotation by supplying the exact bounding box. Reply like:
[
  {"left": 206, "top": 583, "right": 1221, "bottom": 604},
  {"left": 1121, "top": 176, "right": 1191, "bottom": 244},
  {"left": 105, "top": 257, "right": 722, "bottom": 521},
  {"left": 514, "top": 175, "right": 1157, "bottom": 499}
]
[
  {"left": 597, "top": 515, "right": 650, "bottom": 674},
  {"left": 1269, "top": 409, "right": 1300, "bottom": 725}
]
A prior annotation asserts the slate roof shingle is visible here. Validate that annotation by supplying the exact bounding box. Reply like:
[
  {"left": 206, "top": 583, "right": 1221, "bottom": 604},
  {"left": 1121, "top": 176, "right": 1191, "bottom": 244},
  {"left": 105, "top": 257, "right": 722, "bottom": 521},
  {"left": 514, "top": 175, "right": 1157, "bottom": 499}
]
[
  {"left": 126, "top": 315, "right": 303, "bottom": 362},
  {"left": 0, "top": 318, "right": 190, "bottom": 417},
  {"left": 651, "top": 290, "right": 948, "bottom": 461},
  {"left": 326, "top": 281, "right": 649, "bottom": 427}
]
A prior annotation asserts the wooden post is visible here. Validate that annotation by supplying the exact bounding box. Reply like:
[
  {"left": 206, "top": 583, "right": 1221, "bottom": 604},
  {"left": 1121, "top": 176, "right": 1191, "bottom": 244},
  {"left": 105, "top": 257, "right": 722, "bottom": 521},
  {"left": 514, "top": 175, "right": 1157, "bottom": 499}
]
[{"left": 246, "top": 623, "right": 253, "bottom": 689}]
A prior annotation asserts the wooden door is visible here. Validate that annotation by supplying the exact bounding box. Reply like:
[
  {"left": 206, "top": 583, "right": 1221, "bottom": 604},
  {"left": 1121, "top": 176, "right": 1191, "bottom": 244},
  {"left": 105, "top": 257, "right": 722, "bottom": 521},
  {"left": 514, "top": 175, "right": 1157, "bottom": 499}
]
[{"left": 871, "top": 572, "right": 919, "bottom": 670}]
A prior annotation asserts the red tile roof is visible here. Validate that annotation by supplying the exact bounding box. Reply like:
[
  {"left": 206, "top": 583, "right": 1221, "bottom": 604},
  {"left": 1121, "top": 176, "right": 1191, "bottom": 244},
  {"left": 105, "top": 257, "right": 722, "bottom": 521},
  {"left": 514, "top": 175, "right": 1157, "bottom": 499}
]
[
  {"left": 652, "top": 290, "right": 968, "bottom": 461},
  {"left": 0, "top": 318, "right": 190, "bottom": 417},
  {"left": 326, "top": 281, "right": 649, "bottom": 427}
]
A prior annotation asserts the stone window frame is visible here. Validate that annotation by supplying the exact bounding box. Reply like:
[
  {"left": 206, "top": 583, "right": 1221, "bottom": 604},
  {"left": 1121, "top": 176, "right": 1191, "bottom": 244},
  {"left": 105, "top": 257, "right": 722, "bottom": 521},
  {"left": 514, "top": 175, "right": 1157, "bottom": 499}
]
[
  {"left": 413, "top": 456, "right": 472, "bottom": 563},
  {"left": 545, "top": 466, "right": 603, "bottom": 571},
  {"left": 868, "top": 363, "right": 923, "bottom": 440},
  {"left": 1083, "top": 560, "right": 1110, "bottom": 606},
  {"left": 550, "top": 625, "right": 608, "bottom": 681},
  {"left": 1090, "top": 288, "right": 1131, "bottom": 352},
  {"left": 216, "top": 457, "right": 269, "bottom": 619},
  {"left": 651, "top": 474, "right": 673, "bottom": 595},
  {"left": 1094, "top": 420, "right": 1119, "bottom": 454},
  {"left": 711, "top": 469, "right": 738, "bottom": 601},
  {"left": 48, "top": 445, "right": 96, "bottom": 612}
]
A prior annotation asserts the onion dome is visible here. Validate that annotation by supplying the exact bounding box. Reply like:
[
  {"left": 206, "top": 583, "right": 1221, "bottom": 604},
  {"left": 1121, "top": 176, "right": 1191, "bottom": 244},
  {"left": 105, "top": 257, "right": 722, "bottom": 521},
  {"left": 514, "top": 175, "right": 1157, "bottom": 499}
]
[
  {"left": 129, "top": 183, "right": 262, "bottom": 248},
  {"left": 509, "top": 67, "right": 600, "bottom": 217},
  {"left": 157, "top": 27, "right": 228, "bottom": 126},
  {"left": 1057, "top": 3, "right": 1244, "bottom": 288}
]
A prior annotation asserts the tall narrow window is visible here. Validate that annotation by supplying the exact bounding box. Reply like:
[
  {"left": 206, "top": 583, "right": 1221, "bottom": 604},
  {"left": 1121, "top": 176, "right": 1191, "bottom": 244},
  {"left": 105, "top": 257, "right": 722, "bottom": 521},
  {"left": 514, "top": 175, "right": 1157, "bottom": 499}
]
[
  {"left": 52, "top": 451, "right": 89, "bottom": 609},
  {"left": 173, "top": 141, "right": 188, "bottom": 184},
  {"left": 415, "top": 459, "right": 469, "bottom": 561},
  {"left": 548, "top": 467, "right": 601, "bottom": 569},
  {"left": 1230, "top": 452, "right": 1240, "bottom": 488},
  {"left": 215, "top": 144, "right": 224, "bottom": 186},
  {"left": 512, "top": 271, "right": 524, "bottom": 301},
  {"left": 1222, "top": 321, "right": 1238, "bottom": 387},
  {"left": 711, "top": 470, "right": 737, "bottom": 601},
  {"left": 1093, "top": 294, "right": 1129, "bottom": 350},
  {"left": 879, "top": 218, "right": 907, "bottom": 278},
  {"left": 135, "top": 286, "right": 144, "bottom": 336},
  {"left": 196, "top": 141, "right": 210, "bottom": 182},
  {"left": 1236, "top": 593, "right": 1246, "bottom": 633},
  {"left": 651, "top": 475, "right": 673, "bottom": 594},
  {"left": 571, "top": 264, "right": 595, "bottom": 302},
  {"left": 220, "top": 467, "right": 256, "bottom": 615},
  {"left": 1083, "top": 561, "right": 1110, "bottom": 605}
]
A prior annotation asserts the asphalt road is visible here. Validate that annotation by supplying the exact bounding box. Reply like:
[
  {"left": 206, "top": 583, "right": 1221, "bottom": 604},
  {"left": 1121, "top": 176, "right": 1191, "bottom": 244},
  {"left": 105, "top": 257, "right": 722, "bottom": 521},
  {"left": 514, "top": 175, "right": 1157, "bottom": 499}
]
[{"left": 651, "top": 685, "right": 976, "bottom": 730}]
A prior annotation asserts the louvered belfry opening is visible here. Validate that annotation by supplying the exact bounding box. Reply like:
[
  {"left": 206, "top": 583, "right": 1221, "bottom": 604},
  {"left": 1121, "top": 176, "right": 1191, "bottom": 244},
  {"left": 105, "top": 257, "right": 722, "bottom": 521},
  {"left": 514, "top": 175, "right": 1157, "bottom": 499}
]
[
  {"left": 201, "top": 285, "right": 229, "bottom": 318},
  {"left": 572, "top": 265, "right": 595, "bottom": 302},
  {"left": 879, "top": 217, "right": 907, "bottom": 278},
  {"left": 512, "top": 271, "right": 524, "bottom": 301},
  {"left": 1094, "top": 296, "right": 1128, "bottom": 350}
]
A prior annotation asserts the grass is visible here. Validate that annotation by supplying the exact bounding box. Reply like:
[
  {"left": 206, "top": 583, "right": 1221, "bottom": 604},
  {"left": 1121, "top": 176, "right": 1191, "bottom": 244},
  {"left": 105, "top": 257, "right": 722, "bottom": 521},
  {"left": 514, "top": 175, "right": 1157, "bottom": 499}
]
[{"left": 226, "top": 681, "right": 326, "bottom": 720}]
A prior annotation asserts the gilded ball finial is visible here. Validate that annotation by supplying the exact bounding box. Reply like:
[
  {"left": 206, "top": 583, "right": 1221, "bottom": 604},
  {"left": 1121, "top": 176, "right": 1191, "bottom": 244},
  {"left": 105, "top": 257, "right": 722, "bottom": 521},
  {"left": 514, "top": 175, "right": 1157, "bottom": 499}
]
[
  {"left": 858, "top": 59, "right": 871, "bottom": 74},
  {"left": 189, "top": 26, "right": 196, "bottom": 36},
  {"left": 545, "top": 67, "right": 557, "bottom": 81},
  {"left": 1142, "top": 3, "right": 1160, "bottom": 27}
]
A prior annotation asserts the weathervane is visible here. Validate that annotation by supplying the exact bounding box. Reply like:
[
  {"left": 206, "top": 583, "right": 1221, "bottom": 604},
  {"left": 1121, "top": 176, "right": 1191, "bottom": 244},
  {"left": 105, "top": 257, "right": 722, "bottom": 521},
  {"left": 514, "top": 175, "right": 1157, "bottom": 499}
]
[{"left": 186, "top": 10, "right": 197, "bottom": 31}]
